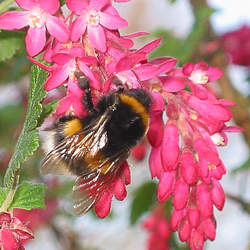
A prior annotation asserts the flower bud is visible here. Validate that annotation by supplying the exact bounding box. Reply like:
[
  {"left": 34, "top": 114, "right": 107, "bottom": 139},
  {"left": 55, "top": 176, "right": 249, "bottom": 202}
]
[
  {"left": 188, "top": 208, "right": 200, "bottom": 228},
  {"left": 211, "top": 179, "right": 225, "bottom": 210},
  {"left": 180, "top": 152, "right": 198, "bottom": 184},
  {"left": 196, "top": 183, "right": 213, "bottom": 217},
  {"left": 201, "top": 217, "right": 216, "bottom": 241},
  {"left": 170, "top": 208, "right": 186, "bottom": 231},
  {"left": 161, "top": 123, "right": 180, "bottom": 170},
  {"left": 179, "top": 218, "right": 191, "bottom": 242},
  {"left": 173, "top": 178, "right": 189, "bottom": 210},
  {"left": 157, "top": 171, "right": 175, "bottom": 202},
  {"left": 94, "top": 191, "right": 113, "bottom": 218},
  {"left": 189, "top": 229, "right": 204, "bottom": 250},
  {"left": 114, "top": 177, "right": 126, "bottom": 201}
]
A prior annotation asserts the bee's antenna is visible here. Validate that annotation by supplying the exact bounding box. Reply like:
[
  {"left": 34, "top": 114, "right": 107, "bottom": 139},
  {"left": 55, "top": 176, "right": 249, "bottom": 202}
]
[{"left": 76, "top": 72, "right": 95, "bottom": 113}]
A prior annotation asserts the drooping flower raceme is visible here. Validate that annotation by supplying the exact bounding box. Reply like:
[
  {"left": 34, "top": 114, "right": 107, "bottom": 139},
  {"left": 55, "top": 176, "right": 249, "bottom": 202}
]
[
  {"left": 143, "top": 205, "right": 171, "bottom": 250},
  {"left": 0, "top": 0, "right": 241, "bottom": 249}
]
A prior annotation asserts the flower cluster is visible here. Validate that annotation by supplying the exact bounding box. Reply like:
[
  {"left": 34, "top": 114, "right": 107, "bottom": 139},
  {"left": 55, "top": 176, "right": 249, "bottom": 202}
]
[
  {"left": 148, "top": 62, "right": 242, "bottom": 249},
  {"left": 0, "top": 212, "right": 34, "bottom": 249},
  {"left": 143, "top": 205, "right": 171, "bottom": 250},
  {"left": 0, "top": 0, "right": 241, "bottom": 249},
  {"left": 221, "top": 25, "right": 250, "bottom": 66}
]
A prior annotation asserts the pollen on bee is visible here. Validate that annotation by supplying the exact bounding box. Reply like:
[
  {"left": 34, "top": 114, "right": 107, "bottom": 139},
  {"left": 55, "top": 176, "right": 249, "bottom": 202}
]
[{"left": 64, "top": 119, "right": 83, "bottom": 137}]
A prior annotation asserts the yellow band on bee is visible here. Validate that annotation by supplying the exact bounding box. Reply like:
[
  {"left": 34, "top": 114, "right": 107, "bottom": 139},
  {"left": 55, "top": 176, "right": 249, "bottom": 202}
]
[
  {"left": 64, "top": 119, "right": 83, "bottom": 137},
  {"left": 119, "top": 94, "right": 149, "bottom": 129}
]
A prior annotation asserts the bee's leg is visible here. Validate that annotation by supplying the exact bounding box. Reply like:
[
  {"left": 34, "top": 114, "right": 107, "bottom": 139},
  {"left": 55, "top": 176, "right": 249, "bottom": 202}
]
[
  {"left": 113, "top": 77, "right": 124, "bottom": 93},
  {"left": 76, "top": 73, "right": 96, "bottom": 113}
]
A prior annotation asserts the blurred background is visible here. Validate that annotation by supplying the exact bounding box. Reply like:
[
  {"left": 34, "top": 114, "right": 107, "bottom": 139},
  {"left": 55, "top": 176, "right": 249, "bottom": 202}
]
[{"left": 0, "top": 0, "right": 249, "bottom": 249}]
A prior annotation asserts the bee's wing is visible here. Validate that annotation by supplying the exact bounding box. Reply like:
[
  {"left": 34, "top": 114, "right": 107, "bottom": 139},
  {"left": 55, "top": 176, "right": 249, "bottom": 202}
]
[
  {"left": 40, "top": 112, "right": 109, "bottom": 176},
  {"left": 41, "top": 111, "right": 130, "bottom": 215},
  {"left": 72, "top": 152, "right": 129, "bottom": 216}
]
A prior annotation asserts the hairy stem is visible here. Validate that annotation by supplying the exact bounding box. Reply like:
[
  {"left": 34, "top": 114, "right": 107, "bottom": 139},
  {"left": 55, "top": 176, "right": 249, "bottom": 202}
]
[
  {"left": 0, "top": 170, "right": 19, "bottom": 212},
  {"left": 0, "top": 0, "right": 14, "bottom": 14}
]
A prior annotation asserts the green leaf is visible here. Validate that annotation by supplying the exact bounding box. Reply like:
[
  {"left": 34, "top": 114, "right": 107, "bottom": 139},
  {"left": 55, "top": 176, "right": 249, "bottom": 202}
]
[
  {"left": 168, "top": 0, "right": 177, "bottom": 3},
  {"left": 130, "top": 181, "right": 157, "bottom": 225},
  {"left": 0, "top": 188, "right": 9, "bottom": 206},
  {"left": 9, "top": 182, "right": 45, "bottom": 210},
  {"left": 232, "top": 157, "right": 250, "bottom": 174},
  {"left": 0, "top": 30, "right": 25, "bottom": 61},
  {"left": 4, "top": 65, "right": 47, "bottom": 187}
]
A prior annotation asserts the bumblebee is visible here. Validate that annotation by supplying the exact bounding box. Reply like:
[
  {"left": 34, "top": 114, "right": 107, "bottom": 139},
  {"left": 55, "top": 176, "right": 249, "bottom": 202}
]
[{"left": 41, "top": 74, "right": 152, "bottom": 215}]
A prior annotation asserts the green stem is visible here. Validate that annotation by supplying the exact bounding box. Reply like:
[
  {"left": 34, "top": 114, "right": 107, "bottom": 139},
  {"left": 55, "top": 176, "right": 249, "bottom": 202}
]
[
  {"left": 0, "top": 0, "right": 14, "bottom": 14},
  {"left": 0, "top": 170, "right": 19, "bottom": 212}
]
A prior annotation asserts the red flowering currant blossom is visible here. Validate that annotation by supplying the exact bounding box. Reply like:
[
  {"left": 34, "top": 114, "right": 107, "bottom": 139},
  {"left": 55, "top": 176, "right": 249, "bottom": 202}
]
[
  {"left": 0, "top": 0, "right": 241, "bottom": 248},
  {"left": 143, "top": 205, "right": 171, "bottom": 250},
  {"left": 0, "top": 212, "right": 34, "bottom": 249},
  {"left": 221, "top": 25, "right": 250, "bottom": 66},
  {"left": 148, "top": 70, "right": 241, "bottom": 249},
  {"left": 67, "top": 0, "right": 128, "bottom": 52},
  {"left": 131, "top": 140, "right": 148, "bottom": 161},
  {"left": 0, "top": 0, "right": 69, "bottom": 56}
]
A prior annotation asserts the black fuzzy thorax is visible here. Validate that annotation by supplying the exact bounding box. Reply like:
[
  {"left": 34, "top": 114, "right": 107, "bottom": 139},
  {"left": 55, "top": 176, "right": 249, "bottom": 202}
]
[{"left": 96, "top": 89, "right": 151, "bottom": 157}]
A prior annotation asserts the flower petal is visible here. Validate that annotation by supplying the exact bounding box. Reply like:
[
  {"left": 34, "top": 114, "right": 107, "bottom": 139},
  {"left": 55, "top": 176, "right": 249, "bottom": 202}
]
[
  {"left": 88, "top": 24, "right": 106, "bottom": 52},
  {"left": 46, "top": 15, "right": 69, "bottom": 42},
  {"left": 44, "top": 65, "right": 69, "bottom": 91},
  {"left": 52, "top": 53, "right": 72, "bottom": 65},
  {"left": 15, "top": 0, "right": 37, "bottom": 10},
  {"left": 182, "top": 62, "right": 194, "bottom": 76},
  {"left": 0, "top": 11, "right": 29, "bottom": 30},
  {"left": 89, "top": 0, "right": 109, "bottom": 11},
  {"left": 123, "top": 32, "right": 149, "bottom": 38},
  {"left": 137, "top": 38, "right": 162, "bottom": 54},
  {"left": 115, "top": 53, "right": 146, "bottom": 72},
  {"left": 39, "top": 0, "right": 59, "bottom": 14},
  {"left": 78, "top": 61, "right": 100, "bottom": 90},
  {"left": 66, "top": 0, "right": 88, "bottom": 14},
  {"left": 208, "top": 66, "right": 223, "bottom": 82},
  {"left": 70, "top": 14, "right": 87, "bottom": 42},
  {"left": 56, "top": 95, "right": 72, "bottom": 116},
  {"left": 100, "top": 12, "right": 128, "bottom": 30},
  {"left": 25, "top": 26, "right": 46, "bottom": 56},
  {"left": 160, "top": 76, "right": 185, "bottom": 92}
]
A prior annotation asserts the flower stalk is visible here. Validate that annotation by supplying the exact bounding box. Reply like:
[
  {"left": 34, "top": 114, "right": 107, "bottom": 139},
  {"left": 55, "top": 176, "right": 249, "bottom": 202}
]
[{"left": 0, "top": 0, "right": 14, "bottom": 14}]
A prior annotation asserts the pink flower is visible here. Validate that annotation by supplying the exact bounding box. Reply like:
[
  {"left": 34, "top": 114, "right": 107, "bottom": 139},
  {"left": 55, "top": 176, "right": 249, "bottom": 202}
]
[
  {"left": 0, "top": 0, "right": 69, "bottom": 56},
  {"left": 131, "top": 140, "right": 147, "bottom": 161},
  {"left": 93, "top": 161, "right": 130, "bottom": 218},
  {"left": 0, "top": 212, "right": 34, "bottom": 249},
  {"left": 221, "top": 25, "right": 250, "bottom": 66},
  {"left": 67, "top": 0, "right": 128, "bottom": 52},
  {"left": 143, "top": 205, "right": 171, "bottom": 250},
  {"left": 182, "top": 62, "right": 223, "bottom": 85}
]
